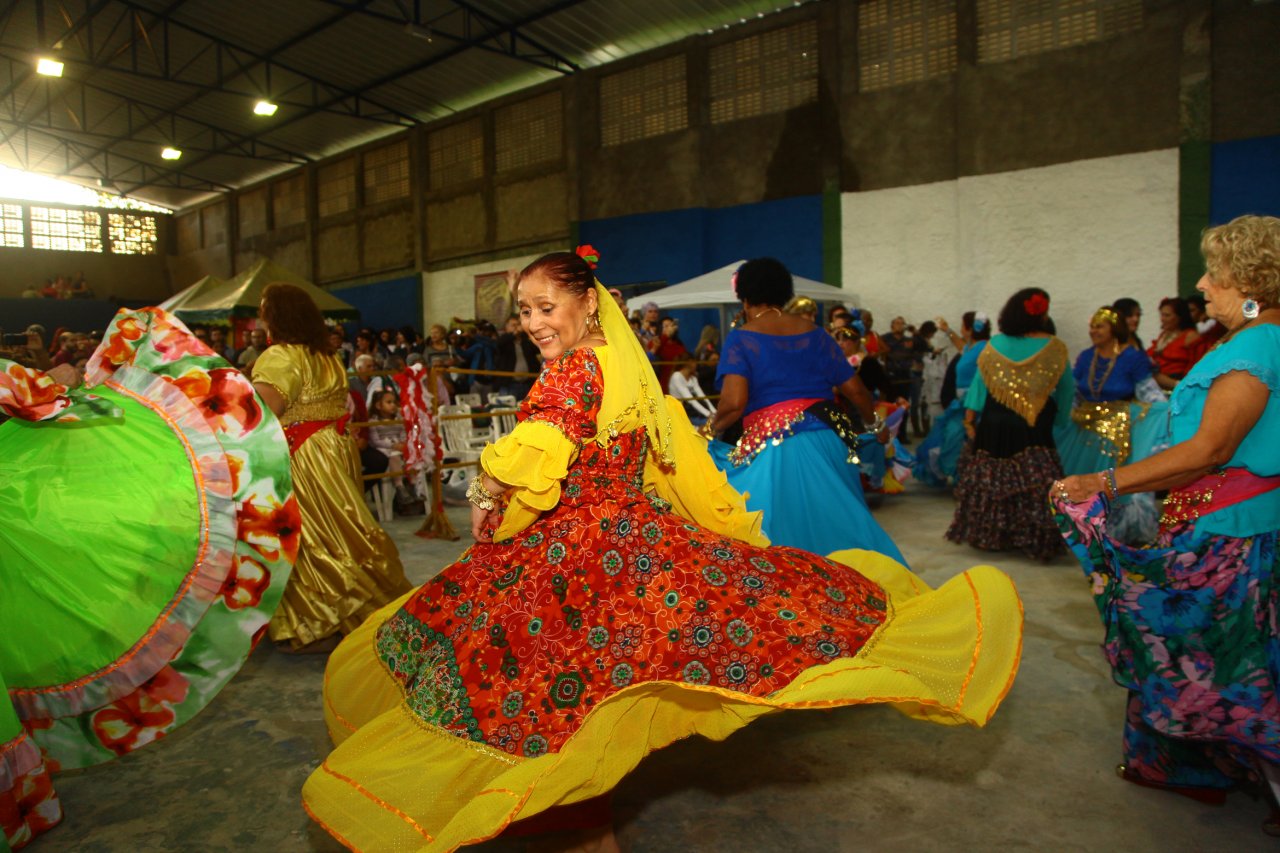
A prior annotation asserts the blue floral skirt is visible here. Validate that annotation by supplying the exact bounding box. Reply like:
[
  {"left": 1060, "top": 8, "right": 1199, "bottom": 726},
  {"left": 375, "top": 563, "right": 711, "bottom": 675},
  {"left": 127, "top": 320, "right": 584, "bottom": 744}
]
[{"left": 1054, "top": 493, "right": 1280, "bottom": 788}]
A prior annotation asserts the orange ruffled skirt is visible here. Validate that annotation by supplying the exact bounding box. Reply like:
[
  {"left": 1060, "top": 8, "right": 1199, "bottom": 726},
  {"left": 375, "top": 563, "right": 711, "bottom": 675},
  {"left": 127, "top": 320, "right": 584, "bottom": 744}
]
[{"left": 303, "top": 549, "right": 1022, "bottom": 852}]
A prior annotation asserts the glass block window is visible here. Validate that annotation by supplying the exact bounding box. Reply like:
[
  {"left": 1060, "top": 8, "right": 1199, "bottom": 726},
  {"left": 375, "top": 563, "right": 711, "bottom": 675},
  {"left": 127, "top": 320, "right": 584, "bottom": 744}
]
[
  {"left": 429, "top": 119, "right": 484, "bottom": 190},
  {"left": 977, "top": 0, "right": 1142, "bottom": 64},
  {"left": 709, "top": 20, "right": 819, "bottom": 124},
  {"left": 272, "top": 174, "right": 307, "bottom": 228},
  {"left": 495, "top": 92, "right": 563, "bottom": 173},
  {"left": 599, "top": 55, "right": 688, "bottom": 147},
  {"left": 108, "top": 213, "right": 158, "bottom": 255},
  {"left": 364, "top": 139, "right": 410, "bottom": 204},
  {"left": 29, "top": 207, "right": 103, "bottom": 252},
  {"left": 858, "top": 0, "right": 958, "bottom": 92},
  {"left": 1, "top": 204, "right": 23, "bottom": 248},
  {"left": 317, "top": 157, "right": 357, "bottom": 218}
]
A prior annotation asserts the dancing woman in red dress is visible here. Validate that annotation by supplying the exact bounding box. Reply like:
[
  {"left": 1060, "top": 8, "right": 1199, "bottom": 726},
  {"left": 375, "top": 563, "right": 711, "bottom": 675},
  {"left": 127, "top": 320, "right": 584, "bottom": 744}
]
[{"left": 303, "top": 250, "right": 1026, "bottom": 852}]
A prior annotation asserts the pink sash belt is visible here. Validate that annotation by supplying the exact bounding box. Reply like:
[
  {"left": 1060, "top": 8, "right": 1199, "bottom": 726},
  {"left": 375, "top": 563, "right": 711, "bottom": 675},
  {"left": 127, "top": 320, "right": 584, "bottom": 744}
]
[{"left": 1160, "top": 467, "right": 1280, "bottom": 530}]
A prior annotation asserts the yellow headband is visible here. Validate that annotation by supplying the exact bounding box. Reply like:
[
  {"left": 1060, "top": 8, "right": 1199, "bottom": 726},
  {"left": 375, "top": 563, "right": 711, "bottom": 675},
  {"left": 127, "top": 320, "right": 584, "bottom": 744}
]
[{"left": 1092, "top": 307, "right": 1120, "bottom": 327}]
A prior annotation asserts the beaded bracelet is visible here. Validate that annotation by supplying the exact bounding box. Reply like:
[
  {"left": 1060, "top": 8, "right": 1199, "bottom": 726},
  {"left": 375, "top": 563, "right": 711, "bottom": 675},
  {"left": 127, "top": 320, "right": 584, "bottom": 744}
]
[{"left": 1102, "top": 467, "right": 1118, "bottom": 499}]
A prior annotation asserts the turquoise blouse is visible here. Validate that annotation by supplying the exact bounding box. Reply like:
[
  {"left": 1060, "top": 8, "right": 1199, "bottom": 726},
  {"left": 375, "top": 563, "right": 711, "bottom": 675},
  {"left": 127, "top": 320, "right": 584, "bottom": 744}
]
[{"left": 1168, "top": 323, "right": 1280, "bottom": 538}]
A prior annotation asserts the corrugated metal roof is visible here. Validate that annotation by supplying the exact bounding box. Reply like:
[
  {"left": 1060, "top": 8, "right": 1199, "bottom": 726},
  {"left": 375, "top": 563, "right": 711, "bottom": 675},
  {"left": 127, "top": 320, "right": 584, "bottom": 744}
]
[{"left": 0, "top": 0, "right": 819, "bottom": 211}]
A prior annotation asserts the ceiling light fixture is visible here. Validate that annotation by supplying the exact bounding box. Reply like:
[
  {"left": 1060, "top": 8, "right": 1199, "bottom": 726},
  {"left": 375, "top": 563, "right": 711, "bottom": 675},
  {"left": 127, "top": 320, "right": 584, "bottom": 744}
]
[
  {"left": 253, "top": 100, "right": 278, "bottom": 116},
  {"left": 36, "top": 57, "right": 64, "bottom": 77},
  {"left": 161, "top": 147, "right": 182, "bottom": 161},
  {"left": 404, "top": 22, "right": 433, "bottom": 43}
]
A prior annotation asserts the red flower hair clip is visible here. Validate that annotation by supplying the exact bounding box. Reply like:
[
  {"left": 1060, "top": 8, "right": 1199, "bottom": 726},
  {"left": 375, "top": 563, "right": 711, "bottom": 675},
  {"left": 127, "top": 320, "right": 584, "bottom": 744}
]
[
  {"left": 1024, "top": 293, "right": 1049, "bottom": 316},
  {"left": 575, "top": 245, "right": 600, "bottom": 269}
]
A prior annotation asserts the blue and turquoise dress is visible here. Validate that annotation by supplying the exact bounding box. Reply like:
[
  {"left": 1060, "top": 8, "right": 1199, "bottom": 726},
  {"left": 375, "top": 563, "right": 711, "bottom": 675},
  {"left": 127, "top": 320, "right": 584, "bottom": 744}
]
[
  {"left": 915, "top": 340, "right": 987, "bottom": 487},
  {"left": 708, "top": 328, "right": 906, "bottom": 563},
  {"left": 1055, "top": 345, "right": 1167, "bottom": 544},
  {"left": 1053, "top": 323, "right": 1280, "bottom": 790}
]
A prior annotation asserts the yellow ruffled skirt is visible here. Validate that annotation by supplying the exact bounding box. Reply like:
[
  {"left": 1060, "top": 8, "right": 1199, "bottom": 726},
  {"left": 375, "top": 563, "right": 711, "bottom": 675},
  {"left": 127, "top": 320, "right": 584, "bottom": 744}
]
[{"left": 302, "top": 550, "right": 1022, "bottom": 851}]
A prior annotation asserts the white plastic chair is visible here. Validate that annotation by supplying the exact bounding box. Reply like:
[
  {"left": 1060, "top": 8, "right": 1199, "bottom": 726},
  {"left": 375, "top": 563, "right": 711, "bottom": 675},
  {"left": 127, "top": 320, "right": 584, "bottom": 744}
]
[
  {"left": 488, "top": 394, "right": 519, "bottom": 440},
  {"left": 438, "top": 404, "right": 487, "bottom": 460},
  {"left": 365, "top": 478, "right": 394, "bottom": 524}
]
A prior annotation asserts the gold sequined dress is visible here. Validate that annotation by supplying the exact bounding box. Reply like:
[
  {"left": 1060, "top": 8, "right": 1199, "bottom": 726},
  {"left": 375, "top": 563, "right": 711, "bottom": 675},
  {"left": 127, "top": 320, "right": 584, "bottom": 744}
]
[{"left": 253, "top": 344, "right": 410, "bottom": 647}]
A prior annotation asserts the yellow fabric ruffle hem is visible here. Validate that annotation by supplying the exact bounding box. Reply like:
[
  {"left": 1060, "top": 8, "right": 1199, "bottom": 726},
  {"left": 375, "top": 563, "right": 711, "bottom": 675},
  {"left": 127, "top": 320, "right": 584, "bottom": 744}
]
[{"left": 302, "top": 551, "right": 1022, "bottom": 852}]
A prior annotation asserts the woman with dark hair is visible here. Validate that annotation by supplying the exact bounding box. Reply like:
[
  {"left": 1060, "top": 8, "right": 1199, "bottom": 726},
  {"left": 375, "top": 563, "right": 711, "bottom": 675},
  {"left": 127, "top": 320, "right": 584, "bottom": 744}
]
[
  {"left": 703, "top": 258, "right": 904, "bottom": 561},
  {"left": 1112, "top": 297, "right": 1144, "bottom": 348},
  {"left": 1148, "top": 296, "right": 1202, "bottom": 390},
  {"left": 303, "top": 248, "right": 1024, "bottom": 852},
  {"left": 947, "top": 288, "right": 1074, "bottom": 561},
  {"left": 1055, "top": 306, "right": 1165, "bottom": 543},
  {"left": 916, "top": 310, "right": 991, "bottom": 487},
  {"left": 252, "top": 282, "right": 409, "bottom": 652}
]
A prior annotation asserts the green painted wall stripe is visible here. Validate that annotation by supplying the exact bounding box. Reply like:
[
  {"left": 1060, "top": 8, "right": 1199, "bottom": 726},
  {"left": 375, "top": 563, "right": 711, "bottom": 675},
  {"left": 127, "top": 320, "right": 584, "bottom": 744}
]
[
  {"left": 1178, "top": 141, "right": 1212, "bottom": 296},
  {"left": 822, "top": 188, "right": 841, "bottom": 288}
]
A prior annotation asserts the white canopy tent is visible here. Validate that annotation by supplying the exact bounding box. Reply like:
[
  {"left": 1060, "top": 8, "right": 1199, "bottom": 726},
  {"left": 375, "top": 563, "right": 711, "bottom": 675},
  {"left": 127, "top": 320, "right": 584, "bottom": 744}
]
[
  {"left": 626, "top": 261, "right": 858, "bottom": 340},
  {"left": 626, "top": 261, "right": 858, "bottom": 312}
]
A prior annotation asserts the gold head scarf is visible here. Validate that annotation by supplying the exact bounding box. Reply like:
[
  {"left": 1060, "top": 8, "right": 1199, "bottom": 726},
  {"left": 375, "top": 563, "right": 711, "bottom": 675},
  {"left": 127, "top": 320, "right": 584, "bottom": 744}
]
[
  {"left": 592, "top": 279, "right": 675, "bottom": 465},
  {"left": 1092, "top": 307, "right": 1120, "bottom": 327}
]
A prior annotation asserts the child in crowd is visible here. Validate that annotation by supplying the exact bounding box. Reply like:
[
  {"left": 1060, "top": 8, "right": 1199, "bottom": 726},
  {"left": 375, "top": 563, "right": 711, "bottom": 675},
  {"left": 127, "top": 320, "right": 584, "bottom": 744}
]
[{"left": 367, "top": 389, "right": 418, "bottom": 514}]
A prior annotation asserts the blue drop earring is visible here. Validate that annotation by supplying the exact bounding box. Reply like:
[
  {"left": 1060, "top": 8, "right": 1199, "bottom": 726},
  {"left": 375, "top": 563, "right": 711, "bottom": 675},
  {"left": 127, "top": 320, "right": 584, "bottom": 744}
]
[{"left": 1242, "top": 298, "right": 1260, "bottom": 320}]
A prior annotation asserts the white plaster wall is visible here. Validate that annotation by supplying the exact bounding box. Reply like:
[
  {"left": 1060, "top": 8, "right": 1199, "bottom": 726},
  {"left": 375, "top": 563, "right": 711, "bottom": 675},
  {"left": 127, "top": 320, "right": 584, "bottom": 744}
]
[
  {"left": 842, "top": 149, "right": 1180, "bottom": 357},
  {"left": 421, "top": 252, "right": 543, "bottom": 330}
]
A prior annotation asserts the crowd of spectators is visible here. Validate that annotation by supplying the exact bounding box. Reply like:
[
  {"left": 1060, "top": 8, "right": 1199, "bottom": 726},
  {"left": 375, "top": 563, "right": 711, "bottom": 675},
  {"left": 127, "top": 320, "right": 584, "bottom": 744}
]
[{"left": 20, "top": 271, "right": 95, "bottom": 300}]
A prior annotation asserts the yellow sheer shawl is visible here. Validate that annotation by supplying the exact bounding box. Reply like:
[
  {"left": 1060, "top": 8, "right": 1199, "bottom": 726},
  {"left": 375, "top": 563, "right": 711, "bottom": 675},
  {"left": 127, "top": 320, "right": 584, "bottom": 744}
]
[{"left": 482, "top": 281, "right": 766, "bottom": 546}]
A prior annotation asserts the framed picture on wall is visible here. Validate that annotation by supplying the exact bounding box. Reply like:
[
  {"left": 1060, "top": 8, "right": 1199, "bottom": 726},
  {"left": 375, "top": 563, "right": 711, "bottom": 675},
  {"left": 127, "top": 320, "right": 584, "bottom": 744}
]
[{"left": 474, "top": 270, "right": 517, "bottom": 326}]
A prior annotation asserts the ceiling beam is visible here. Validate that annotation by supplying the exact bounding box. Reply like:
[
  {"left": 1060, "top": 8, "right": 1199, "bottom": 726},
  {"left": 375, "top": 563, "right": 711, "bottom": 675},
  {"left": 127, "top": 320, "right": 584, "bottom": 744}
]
[
  {"left": 313, "top": 0, "right": 581, "bottom": 75},
  {"left": 50, "top": 0, "right": 413, "bottom": 177},
  {"left": 118, "top": 0, "right": 589, "bottom": 196},
  {"left": 0, "top": 48, "right": 313, "bottom": 162}
]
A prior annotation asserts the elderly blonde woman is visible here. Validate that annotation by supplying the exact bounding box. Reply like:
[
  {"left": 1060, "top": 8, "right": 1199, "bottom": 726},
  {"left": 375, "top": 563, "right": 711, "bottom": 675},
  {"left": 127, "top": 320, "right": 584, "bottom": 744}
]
[{"left": 1053, "top": 215, "right": 1280, "bottom": 831}]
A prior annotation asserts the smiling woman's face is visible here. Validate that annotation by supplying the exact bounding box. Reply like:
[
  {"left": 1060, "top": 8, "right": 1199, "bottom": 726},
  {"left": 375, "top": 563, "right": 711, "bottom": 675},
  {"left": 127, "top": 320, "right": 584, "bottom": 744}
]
[{"left": 517, "top": 272, "right": 597, "bottom": 361}]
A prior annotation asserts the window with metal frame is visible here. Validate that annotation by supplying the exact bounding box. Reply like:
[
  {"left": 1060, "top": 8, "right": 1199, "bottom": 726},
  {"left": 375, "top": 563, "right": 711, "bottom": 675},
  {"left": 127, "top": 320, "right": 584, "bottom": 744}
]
[
  {"left": 495, "top": 92, "right": 563, "bottom": 173},
  {"left": 858, "top": 0, "right": 957, "bottom": 92},
  {"left": 29, "top": 207, "right": 103, "bottom": 252},
  {"left": 600, "top": 55, "right": 688, "bottom": 147},
  {"left": 977, "top": 0, "right": 1142, "bottom": 63},
  {"left": 1, "top": 204, "right": 23, "bottom": 248},
  {"left": 710, "top": 20, "right": 819, "bottom": 124},
  {"left": 317, "top": 156, "right": 358, "bottom": 218},
  {"left": 108, "top": 213, "right": 158, "bottom": 255},
  {"left": 429, "top": 119, "right": 484, "bottom": 190},
  {"left": 364, "top": 140, "right": 411, "bottom": 204}
]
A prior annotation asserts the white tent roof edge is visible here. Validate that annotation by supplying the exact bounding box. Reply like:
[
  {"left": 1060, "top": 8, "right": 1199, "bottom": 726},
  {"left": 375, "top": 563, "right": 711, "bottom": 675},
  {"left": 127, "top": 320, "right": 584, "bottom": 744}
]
[{"left": 626, "top": 261, "right": 859, "bottom": 311}]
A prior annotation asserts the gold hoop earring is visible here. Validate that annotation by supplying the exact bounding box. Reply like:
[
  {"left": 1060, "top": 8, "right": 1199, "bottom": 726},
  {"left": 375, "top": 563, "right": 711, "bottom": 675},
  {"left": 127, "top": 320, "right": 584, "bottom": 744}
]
[{"left": 587, "top": 311, "right": 602, "bottom": 334}]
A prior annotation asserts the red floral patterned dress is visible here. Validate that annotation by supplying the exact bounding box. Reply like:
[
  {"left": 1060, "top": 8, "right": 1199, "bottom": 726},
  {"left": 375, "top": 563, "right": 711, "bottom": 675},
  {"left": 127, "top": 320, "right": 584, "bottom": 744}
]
[{"left": 377, "top": 348, "right": 892, "bottom": 756}]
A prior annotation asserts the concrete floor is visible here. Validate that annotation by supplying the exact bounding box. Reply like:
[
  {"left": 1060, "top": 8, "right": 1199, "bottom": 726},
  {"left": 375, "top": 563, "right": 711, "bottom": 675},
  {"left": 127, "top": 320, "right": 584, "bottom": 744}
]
[{"left": 35, "top": 490, "right": 1277, "bottom": 852}]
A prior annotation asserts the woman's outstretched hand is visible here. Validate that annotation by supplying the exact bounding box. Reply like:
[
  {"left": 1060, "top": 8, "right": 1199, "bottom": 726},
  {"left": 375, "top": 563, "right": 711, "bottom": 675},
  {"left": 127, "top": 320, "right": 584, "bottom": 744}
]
[{"left": 471, "top": 503, "right": 503, "bottom": 542}]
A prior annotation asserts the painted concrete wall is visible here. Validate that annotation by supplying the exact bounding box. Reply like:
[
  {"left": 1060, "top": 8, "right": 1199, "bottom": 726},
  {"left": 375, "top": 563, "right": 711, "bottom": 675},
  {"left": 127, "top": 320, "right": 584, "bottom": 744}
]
[
  {"left": 842, "top": 149, "right": 1179, "bottom": 358},
  {"left": 421, "top": 252, "right": 544, "bottom": 332}
]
